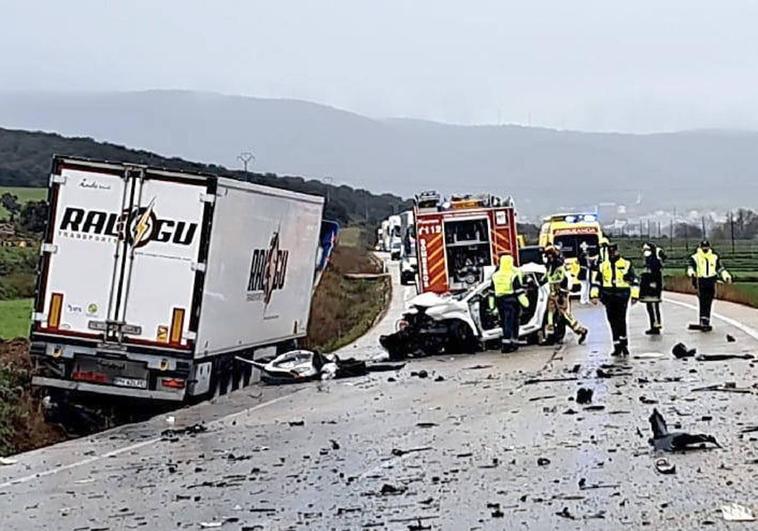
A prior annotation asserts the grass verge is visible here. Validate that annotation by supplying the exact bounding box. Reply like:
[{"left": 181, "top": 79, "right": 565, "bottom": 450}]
[
  {"left": 665, "top": 276, "right": 758, "bottom": 308},
  {"left": 0, "top": 299, "right": 33, "bottom": 340},
  {"left": 0, "top": 339, "right": 65, "bottom": 455},
  {"left": 305, "top": 244, "right": 390, "bottom": 352}
]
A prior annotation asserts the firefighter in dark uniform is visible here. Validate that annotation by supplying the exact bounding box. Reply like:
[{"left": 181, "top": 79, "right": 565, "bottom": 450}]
[
  {"left": 492, "top": 253, "right": 530, "bottom": 353},
  {"left": 687, "top": 240, "right": 731, "bottom": 332},
  {"left": 544, "top": 246, "right": 588, "bottom": 345},
  {"left": 591, "top": 243, "right": 639, "bottom": 356},
  {"left": 639, "top": 242, "right": 666, "bottom": 335}
]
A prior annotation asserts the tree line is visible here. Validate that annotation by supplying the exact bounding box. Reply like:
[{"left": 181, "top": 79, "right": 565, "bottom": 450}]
[{"left": 0, "top": 127, "right": 411, "bottom": 227}]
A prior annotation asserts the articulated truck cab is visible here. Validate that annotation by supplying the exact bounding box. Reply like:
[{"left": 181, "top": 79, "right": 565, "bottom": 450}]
[
  {"left": 31, "top": 156, "right": 325, "bottom": 406},
  {"left": 414, "top": 191, "right": 519, "bottom": 294},
  {"left": 539, "top": 213, "right": 603, "bottom": 292}
]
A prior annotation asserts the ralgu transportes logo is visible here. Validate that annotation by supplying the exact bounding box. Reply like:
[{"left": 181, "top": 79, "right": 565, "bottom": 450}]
[
  {"left": 247, "top": 231, "right": 289, "bottom": 305},
  {"left": 57, "top": 198, "right": 198, "bottom": 248}
]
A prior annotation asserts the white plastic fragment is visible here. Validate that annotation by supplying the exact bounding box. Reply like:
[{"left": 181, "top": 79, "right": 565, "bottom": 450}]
[
  {"left": 199, "top": 523, "right": 223, "bottom": 529},
  {"left": 634, "top": 352, "right": 664, "bottom": 359},
  {"left": 722, "top": 502, "right": 755, "bottom": 522},
  {"left": 0, "top": 457, "right": 17, "bottom": 466}
]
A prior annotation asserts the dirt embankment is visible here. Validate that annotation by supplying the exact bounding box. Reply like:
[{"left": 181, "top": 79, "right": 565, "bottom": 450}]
[
  {"left": 0, "top": 339, "right": 65, "bottom": 455},
  {"left": 304, "top": 245, "right": 390, "bottom": 352}
]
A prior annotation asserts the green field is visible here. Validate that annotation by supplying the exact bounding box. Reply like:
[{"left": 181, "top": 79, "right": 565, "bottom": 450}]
[
  {"left": 0, "top": 186, "right": 46, "bottom": 220},
  {"left": 0, "top": 298, "right": 32, "bottom": 339},
  {"left": 616, "top": 237, "right": 758, "bottom": 280}
]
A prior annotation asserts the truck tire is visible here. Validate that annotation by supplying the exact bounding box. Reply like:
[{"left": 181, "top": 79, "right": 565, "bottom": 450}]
[
  {"left": 231, "top": 358, "right": 245, "bottom": 391},
  {"left": 211, "top": 356, "right": 231, "bottom": 398},
  {"left": 242, "top": 362, "right": 252, "bottom": 387}
]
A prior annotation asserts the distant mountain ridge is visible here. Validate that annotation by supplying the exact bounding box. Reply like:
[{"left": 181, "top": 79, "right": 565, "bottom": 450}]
[{"left": 1, "top": 90, "right": 757, "bottom": 215}]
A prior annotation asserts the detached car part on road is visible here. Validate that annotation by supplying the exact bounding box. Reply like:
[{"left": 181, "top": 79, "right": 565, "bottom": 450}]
[
  {"left": 240, "top": 350, "right": 405, "bottom": 385},
  {"left": 379, "top": 263, "right": 550, "bottom": 359}
]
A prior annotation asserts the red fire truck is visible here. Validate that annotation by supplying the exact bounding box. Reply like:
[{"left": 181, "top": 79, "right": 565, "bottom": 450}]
[{"left": 414, "top": 191, "right": 520, "bottom": 294}]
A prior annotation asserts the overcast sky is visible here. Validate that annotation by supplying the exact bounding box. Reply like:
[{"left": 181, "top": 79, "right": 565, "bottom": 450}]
[{"left": 3, "top": 0, "right": 758, "bottom": 132}]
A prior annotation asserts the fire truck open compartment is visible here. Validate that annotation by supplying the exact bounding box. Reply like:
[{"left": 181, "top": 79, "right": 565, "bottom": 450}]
[{"left": 444, "top": 217, "right": 492, "bottom": 289}]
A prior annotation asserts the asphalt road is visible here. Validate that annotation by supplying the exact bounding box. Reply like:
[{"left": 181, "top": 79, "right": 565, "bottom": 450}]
[{"left": 2, "top": 258, "right": 758, "bottom": 530}]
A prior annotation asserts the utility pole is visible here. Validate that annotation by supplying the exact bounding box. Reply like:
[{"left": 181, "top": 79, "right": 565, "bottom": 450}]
[
  {"left": 701, "top": 216, "right": 706, "bottom": 241},
  {"left": 684, "top": 223, "right": 689, "bottom": 252},
  {"left": 237, "top": 151, "right": 255, "bottom": 179},
  {"left": 730, "top": 210, "right": 736, "bottom": 254},
  {"left": 323, "top": 176, "right": 333, "bottom": 205}
]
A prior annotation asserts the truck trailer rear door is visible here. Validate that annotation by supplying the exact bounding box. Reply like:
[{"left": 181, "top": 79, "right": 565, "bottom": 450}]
[
  {"left": 117, "top": 169, "right": 209, "bottom": 350},
  {"left": 34, "top": 159, "right": 211, "bottom": 352},
  {"left": 34, "top": 160, "right": 131, "bottom": 339}
]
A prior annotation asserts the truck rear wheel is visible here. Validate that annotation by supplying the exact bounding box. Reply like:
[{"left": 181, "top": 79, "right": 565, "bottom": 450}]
[
  {"left": 231, "top": 358, "right": 243, "bottom": 391},
  {"left": 210, "top": 356, "right": 232, "bottom": 398}
]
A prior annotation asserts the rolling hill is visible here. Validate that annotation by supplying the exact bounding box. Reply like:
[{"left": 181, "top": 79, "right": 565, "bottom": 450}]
[{"left": 1, "top": 90, "right": 758, "bottom": 215}]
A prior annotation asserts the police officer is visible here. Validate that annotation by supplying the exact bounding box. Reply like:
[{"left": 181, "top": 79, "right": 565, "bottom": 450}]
[
  {"left": 492, "top": 253, "right": 530, "bottom": 353},
  {"left": 640, "top": 242, "right": 666, "bottom": 335},
  {"left": 687, "top": 240, "right": 732, "bottom": 332},
  {"left": 544, "top": 246, "right": 588, "bottom": 345},
  {"left": 591, "top": 243, "right": 639, "bottom": 356}
]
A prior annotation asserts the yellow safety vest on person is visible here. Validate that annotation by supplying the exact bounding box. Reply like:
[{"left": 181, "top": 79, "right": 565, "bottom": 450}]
[
  {"left": 687, "top": 249, "right": 732, "bottom": 282},
  {"left": 591, "top": 257, "right": 640, "bottom": 299},
  {"left": 492, "top": 255, "right": 529, "bottom": 308}
]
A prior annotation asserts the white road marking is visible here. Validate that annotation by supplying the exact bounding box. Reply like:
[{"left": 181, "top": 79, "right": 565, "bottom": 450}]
[
  {"left": 664, "top": 296, "right": 758, "bottom": 341},
  {"left": 0, "top": 391, "right": 302, "bottom": 489}
]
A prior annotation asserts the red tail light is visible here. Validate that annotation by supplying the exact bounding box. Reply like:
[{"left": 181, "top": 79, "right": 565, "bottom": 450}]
[
  {"left": 161, "top": 377, "right": 186, "bottom": 389},
  {"left": 72, "top": 370, "right": 109, "bottom": 384}
]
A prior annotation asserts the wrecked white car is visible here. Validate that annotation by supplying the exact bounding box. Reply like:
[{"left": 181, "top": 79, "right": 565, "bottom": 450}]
[{"left": 380, "top": 263, "right": 550, "bottom": 359}]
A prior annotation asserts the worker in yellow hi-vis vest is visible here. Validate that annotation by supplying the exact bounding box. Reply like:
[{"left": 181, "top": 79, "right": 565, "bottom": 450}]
[
  {"left": 687, "top": 240, "right": 732, "bottom": 332},
  {"left": 591, "top": 243, "right": 639, "bottom": 357},
  {"left": 543, "top": 246, "right": 588, "bottom": 345},
  {"left": 492, "top": 253, "right": 530, "bottom": 353}
]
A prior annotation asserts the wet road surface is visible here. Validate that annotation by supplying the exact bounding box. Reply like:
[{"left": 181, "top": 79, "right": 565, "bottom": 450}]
[{"left": 2, "top": 259, "right": 758, "bottom": 530}]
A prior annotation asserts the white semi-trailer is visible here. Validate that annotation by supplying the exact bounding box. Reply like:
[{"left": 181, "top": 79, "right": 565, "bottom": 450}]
[{"left": 31, "top": 156, "right": 324, "bottom": 405}]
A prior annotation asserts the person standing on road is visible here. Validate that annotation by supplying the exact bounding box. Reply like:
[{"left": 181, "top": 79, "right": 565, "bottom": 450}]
[
  {"left": 543, "top": 246, "right": 588, "bottom": 345},
  {"left": 640, "top": 242, "right": 666, "bottom": 335},
  {"left": 492, "top": 253, "right": 530, "bottom": 353},
  {"left": 591, "top": 243, "right": 639, "bottom": 356},
  {"left": 577, "top": 241, "right": 592, "bottom": 304},
  {"left": 687, "top": 240, "right": 732, "bottom": 332}
]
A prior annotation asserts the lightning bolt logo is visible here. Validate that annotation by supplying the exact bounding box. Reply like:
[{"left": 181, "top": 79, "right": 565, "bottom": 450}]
[{"left": 132, "top": 198, "right": 156, "bottom": 247}]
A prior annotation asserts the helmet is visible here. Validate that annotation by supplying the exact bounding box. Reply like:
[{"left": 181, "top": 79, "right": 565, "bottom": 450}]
[{"left": 700, "top": 239, "right": 711, "bottom": 248}]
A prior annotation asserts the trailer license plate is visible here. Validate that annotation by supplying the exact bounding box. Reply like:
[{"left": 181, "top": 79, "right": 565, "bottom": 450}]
[{"left": 112, "top": 377, "right": 147, "bottom": 389}]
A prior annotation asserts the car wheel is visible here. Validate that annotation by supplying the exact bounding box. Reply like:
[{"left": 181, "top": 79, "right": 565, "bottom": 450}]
[{"left": 448, "top": 321, "right": 476, "bottom": 354}]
